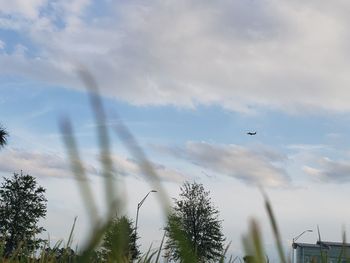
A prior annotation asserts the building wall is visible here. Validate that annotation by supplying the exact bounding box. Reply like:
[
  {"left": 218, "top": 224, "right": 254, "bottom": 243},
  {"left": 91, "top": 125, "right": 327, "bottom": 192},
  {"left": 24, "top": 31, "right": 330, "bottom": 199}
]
[{"left": 296, "top": 246, "right": 350, "bottom": 263}]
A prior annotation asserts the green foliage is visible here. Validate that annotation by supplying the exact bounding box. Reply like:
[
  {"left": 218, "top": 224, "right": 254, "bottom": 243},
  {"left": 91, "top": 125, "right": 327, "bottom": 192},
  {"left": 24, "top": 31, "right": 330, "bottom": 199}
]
[
  {"left": 43, "top": 246, "right": 77, "bottom": 262},
  {"left": 164, "top": 182, "right": 225, "bottom": 262},
  {"left": 98, "top": 216, "right": 140, "bottom": 262},
  {"left": 0, "top": 172, "right": 47, "bottom": 257}
]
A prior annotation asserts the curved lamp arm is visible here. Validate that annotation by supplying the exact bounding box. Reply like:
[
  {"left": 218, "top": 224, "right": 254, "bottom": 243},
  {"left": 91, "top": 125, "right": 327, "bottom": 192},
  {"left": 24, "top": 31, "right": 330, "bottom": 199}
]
[{"left": 135, "top": 190, "right": 157, "bottom": 233}]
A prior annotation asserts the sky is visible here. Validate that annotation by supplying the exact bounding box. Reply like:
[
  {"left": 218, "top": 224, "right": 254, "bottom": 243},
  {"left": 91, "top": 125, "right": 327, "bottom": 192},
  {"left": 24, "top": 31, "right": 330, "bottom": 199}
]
[{"left": 2, "top": 0, "right": 350, "bottom": 261}]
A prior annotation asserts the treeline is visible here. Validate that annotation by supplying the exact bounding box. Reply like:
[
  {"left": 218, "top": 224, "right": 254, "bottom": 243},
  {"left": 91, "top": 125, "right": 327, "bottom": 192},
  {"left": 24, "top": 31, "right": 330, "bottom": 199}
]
[{"left": 0, "top": 172, "right": 227, "bottom": 262}]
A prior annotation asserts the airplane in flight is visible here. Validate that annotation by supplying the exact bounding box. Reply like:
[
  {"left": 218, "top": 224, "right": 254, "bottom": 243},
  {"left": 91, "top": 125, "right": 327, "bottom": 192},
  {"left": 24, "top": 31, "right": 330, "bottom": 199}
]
[{"left": 246, "top": 131, "right": 257, "bottom": 136}]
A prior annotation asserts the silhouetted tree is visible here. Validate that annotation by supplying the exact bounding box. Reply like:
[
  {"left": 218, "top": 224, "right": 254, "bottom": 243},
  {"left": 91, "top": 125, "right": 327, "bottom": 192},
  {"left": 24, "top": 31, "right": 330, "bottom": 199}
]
[
  {"left": 0, "top": 125, "right": 8, "bottom": 148},
  {"left": 0, "top": 172, "right": 47, "bottom": 256},
  {"left": 164, "top": 181, "right": 225, "bottom": 262},
  {"left": 99, "top": 216, "right": 140, "bottom": 262}
]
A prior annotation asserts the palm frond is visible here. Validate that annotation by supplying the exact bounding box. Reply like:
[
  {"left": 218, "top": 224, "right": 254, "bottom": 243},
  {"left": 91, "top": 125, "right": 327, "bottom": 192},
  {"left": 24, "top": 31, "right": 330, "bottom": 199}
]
[{"left": 0, "top": 126, "right": 8, "bottom": 147}]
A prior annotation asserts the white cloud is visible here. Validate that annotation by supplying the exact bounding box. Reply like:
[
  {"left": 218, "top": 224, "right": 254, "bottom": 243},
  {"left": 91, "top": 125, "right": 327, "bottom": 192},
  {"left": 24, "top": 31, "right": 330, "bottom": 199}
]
[
  {"left": 0, "top": 147, "right": 96, "bottom": 178},
  {"left": 2, "top": 1, "right": 350, "bottom": 113},
  {"left": 287, "top": 144, "right": 328, "bottom": 151},
  {"left": 0, "top": 148, "right": 185, "bottom": 182},
  {"left": 0, "top": 148, "right": 176, "bottom": 182},
  {"left": 111, "top": 155, "right": 185, "bottom": 182},
  {"left": 304, "top": 157, "right": 350, "bottom": 183},
  {"left": 162, "top": 142, "right": 290, "bottom": 187},
  {"left": 0, "top": 0, "right": 47, "bottom": 19}
]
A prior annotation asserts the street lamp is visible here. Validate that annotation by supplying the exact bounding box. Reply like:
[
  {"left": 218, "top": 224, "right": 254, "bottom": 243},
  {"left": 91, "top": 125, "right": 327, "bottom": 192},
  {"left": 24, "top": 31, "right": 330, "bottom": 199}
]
[
  {"left": 292, "top": 229, "right": 313, "bottom": 263},
  {"left": 135, "top": 190, "right": 157, "bottom": 236}
]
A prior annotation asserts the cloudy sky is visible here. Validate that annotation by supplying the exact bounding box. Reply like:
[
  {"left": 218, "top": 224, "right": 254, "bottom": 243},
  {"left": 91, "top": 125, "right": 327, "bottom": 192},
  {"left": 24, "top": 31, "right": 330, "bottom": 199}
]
[{"left": 2, "top": 0, "right": 350, "bottom": 260}]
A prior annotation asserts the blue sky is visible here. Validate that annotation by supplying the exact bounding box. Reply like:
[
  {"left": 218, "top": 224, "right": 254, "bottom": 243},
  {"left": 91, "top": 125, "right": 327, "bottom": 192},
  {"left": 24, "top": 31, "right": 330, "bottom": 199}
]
[{"left": 2, "top": 0, "right": 350, "bottom": 261}]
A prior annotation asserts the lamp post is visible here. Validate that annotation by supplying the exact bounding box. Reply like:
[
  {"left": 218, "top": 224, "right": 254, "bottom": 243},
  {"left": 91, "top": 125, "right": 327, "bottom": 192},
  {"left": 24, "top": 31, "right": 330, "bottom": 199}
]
[
  {"left": 292, "top": 229, "right": 313, "bottom": 263},
  {"left": 135, "top": 190, "right": 157, "bottom": 238}
]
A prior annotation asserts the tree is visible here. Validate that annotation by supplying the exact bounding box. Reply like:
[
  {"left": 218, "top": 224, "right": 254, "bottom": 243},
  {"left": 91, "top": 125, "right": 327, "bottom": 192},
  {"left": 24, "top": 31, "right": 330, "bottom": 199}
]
[
  {"left": 99, "top": 216, "right": 140, "bottom": 262},
  {"left": 0, "top": 172, "right": 47, "bottom": 256},
  {"left": 0, "top": 125, "right": 8, "bottom": 148},
  {"left": 164, "top": 182, "right": 225, "bottom": 262}
]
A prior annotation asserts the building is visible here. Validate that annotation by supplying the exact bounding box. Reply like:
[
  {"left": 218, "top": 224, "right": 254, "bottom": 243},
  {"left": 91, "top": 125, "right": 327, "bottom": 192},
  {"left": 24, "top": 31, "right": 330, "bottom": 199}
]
[{"left": 293, "top": 241, "right": 350, "bottom": 263}]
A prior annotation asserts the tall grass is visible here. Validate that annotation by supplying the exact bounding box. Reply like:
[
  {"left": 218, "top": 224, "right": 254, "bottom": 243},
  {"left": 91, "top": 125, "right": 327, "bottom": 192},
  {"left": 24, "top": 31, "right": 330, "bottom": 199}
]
[{"left": 57, "top": 68, "right": 197, "bottom": 263}]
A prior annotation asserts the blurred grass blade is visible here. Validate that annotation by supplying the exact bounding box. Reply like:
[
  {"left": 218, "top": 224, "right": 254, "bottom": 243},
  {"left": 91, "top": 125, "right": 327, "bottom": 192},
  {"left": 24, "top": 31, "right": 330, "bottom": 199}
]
[
  {"left": 77, "top": 215, "right": 114, "bottom": 262},
  {"left": 60, "top": 118, "right": 98, "bottom": 224},
  {"left": 66, "top": 216, "right": 77, "bottom": 249},
  {"left": 155, "top": 230, "right": 166, "bottom": 263},
  {"left": 337, "top": 229, "right": 346, "bottom": 263},
  {"left": 111, "top": 115, "right": 170, "bottom": 213},
  {"left": 232, "top": 255, "right": 239, "bottom": 263},
  {"left": 77, "top": 68, "right": 119, "bottom": 213},
  {"left": 219, "top": 241, "right": 232, "bottom": 263},
  {"left": 139, "top": 244, "right": 153, "bottom": 263},
  {"left": 243, "top": 219, "right": 266, "bottom": 263},
  {"left": 261, "top": 188, "right": 287, "bottom": 263}
]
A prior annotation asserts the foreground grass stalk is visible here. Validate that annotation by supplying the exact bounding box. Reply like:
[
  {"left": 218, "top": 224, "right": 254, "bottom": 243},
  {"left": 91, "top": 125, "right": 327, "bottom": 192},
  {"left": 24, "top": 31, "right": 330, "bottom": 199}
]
[
  {"left": 243, "top": 219, "right": 266, "bottom": 263},
  {"left": 78, "top": 69, "right": 119, "bottom": 214},
  {"left": 262, "top": 189, "right": 287, "bottom": 263},
  {"left": 60, "top": 119, "right": 98, "bottom": 224},
  {"left": 66, "top": 217, "right": 78, "bottom": 250}
]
